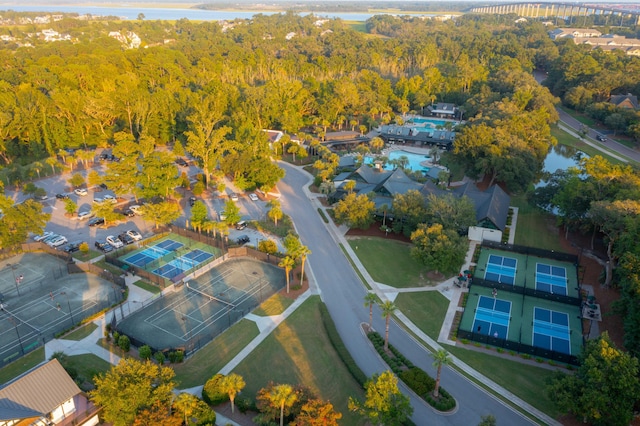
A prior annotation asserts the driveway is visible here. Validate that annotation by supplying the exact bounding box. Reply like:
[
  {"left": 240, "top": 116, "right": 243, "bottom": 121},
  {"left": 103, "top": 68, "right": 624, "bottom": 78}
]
[{"left": 277, "top": 162, "right": 536, "bottom": 425}]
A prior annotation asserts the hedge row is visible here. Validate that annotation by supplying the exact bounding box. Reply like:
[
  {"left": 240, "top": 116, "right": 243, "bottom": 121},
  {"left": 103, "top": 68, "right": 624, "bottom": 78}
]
[
  {"left": 367, "top": 331, "right": 456, "bottom": 412},
  {"left": 319, "top": 303, "right": 368, "bottom": 387}
]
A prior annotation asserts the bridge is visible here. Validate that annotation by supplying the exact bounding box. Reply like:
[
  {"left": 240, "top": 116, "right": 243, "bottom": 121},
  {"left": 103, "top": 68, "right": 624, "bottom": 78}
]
[{"left": 468, "top": 3, "right": 640, "bottom": 27}]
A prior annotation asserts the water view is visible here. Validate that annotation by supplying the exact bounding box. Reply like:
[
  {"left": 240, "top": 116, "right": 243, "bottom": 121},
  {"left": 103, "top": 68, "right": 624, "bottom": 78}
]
[
  {"left": 364, "top": 150, "right": 432, "bottom": 173},
  {"left": 5, "top": 5, "right": 440, "bottom": 21}
]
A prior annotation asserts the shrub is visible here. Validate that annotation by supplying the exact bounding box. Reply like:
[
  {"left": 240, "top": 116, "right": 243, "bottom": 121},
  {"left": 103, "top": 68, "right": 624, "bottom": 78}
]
[
  {"left": 192, "top": 181, "right": 205, "bottom": 196},
  {"left": 399, "top": 368, "right": 435, "bottom": 396},
  {"left": 168, "top": 350, "right": 184, "bottom": 363},
  {"left": 202, "top": 374, "right": 229, "bottom": 405},
  {"left": 235, "top": 395, "right": 255, "bottom": 414},
  {"left": 154, "top": 351, "right": 165, "bottom": 365},
  {"left": 112, "top": 331, "right": 120, "bottom": 342},
  {"left": 79, "top": 242, "right": 89, "bottom": 253},
  {"left": 424, "top": 386, "right": 456, "bottom": 411},
  {"left": 319, "top": 303, "right": 367, "bottom": 387},
  {"left": 139, "top": 345, "right": 152, "bottom": 360},
  {"left": 117, "top": 335, "right": 130, "bottom": 352}
]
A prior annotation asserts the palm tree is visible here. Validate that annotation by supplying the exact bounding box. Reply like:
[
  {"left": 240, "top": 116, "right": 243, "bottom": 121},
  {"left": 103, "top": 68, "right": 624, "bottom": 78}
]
[
  {"left": 370, "top": 136, "right": 385, "bottom": 153},
  {"left": 173, "top": 392, "right": 199, "bottom": 425},
  {"left": 432, "top": 349, "right": 451, "bottom": 398},
  {"left": 279, "top": 256, "right": 295, "bottom": 293},
  {"left": 297, "top": 245, "right": 311, "bottom": 286},
  {"left": 364, "top": 292, "right": 377, "bottom": 330},
  {"left": 32, "top": 161, "right": 43, "bottom": 179},
  {"left": 379, "top": 300, "right": 397, "bottom": 351},
  {"left": 221, "top": 373, "right": 245, "bottom": 414},
  {"left": 45, "top": 157, "right": 59, "bottom": 174},
  {"left": 269, "top": 384, "right": 297, "bottom": 426}
]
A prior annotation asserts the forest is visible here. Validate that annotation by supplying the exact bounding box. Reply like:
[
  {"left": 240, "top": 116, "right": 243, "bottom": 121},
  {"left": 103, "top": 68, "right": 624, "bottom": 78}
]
[{"left": 0, "top": 9, "right": 639, "bottom": 423}]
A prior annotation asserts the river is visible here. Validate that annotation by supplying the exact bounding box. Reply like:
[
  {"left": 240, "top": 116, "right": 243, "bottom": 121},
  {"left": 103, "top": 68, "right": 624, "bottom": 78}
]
[{"left": 1, "top": 4, "right": 443, "bottom": 21}]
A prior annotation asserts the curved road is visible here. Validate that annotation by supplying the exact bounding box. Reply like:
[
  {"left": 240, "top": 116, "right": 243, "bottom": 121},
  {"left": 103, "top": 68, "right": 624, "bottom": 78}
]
[{"left": 277, "top": 162, "right": 536, "bottom": 425}]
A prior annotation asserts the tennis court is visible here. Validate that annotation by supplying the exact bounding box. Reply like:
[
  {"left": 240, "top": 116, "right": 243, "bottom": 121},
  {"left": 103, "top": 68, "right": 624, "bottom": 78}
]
[
  {"left": 472, "top": 296, "right": 511, "bottom": 339},
  {"left": 532, "top": 307, "right": 571, "bottom": 354},
  {"left": 153, "top": 249, "right": 213, "bottom": 280},
  {"left": 116, "top": 258, "right": 286, "bottom": 352},
  {"left": 484, "top": 254, "right": 517, "bottom": 285},
  {"left": 535, "top": 263, "right": 568, "bottom": 295},
  {"left": 124, "top": 239, "right": 184, "bottom": 268}
]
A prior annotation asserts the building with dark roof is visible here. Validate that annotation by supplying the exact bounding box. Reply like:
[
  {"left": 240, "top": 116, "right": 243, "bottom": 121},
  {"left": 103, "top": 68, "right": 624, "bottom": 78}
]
[
  {"left": 377, "top": 125, "right": 455, "bottom": 149},
  {"left": 609, "top": 93, "right": 639, "bottom": 109}
]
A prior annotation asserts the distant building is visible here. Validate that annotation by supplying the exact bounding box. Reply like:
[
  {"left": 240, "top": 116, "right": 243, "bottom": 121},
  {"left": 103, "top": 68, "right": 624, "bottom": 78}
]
[
  {"left": 610, "top": 93, "right": 639, "bottom": 109},
  {"left": 426, "top": 103, "right": 458, "bottom": 119},
  {"left": 549, "top": 27, "right": 602, "bottom": 40}
]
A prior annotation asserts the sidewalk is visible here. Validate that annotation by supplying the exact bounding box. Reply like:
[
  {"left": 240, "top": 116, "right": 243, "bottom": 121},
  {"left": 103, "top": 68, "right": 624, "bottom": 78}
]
[{"left": 298, "top": 166, "right": 561, "bottom": 426}]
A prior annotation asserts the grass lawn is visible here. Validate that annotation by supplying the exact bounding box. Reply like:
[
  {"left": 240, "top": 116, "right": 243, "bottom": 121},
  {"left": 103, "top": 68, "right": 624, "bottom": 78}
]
[
  {"left": 94, "top": 260, "right": 124, "bottom": 275},
  {"left": 395, "top": 291, "right": 449, "bottom": 340},
  {"left": 252, "top": 294, "right": 294, "bottom": 316},
  {"left": 232, "top": 296, "right": 365, "bottom": 424},
  {"left": 444, "top": 345, "right": 562, "bottom": 418},
  {"left": 132, "top": 279, "right": 162, "bottom": 294},
  {"left": 61, "top": 323, "right": 98, "bottom": 341},
  {"left": 559, "top": 106, "right": 597, "bottom": 126},
  {"left": 551, "top": 126, "right": 625, "bottom": 165},
  {"left": 63, "top": 354, "right": 113, "bottom": 390},
  {"left": 73, "top": 249, "right": 103, "bottom": 262},
  {"left": 511, "top": 195, "right": 564, "bottom": 251},
  {"left": 173, "top": 319, "right": 259, "bottom": 389},
  {"left": 0, "top": 347, "right": 45, "bottom": 383},
  {"left": 348, "top": 237, "right": 432, "bottom": 287}
]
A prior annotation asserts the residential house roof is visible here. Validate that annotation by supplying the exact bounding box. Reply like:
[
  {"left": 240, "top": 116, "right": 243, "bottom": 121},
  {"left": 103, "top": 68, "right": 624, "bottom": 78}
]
[
  {"left": 338, "top": 155, "right": 357, "bottom": 169},
  {"left": 350, "top": 165, "right": 392, "bottom": 185},
  {"left": 453, "top": 182, "right": 511, "bottom": 231},
  {"left": 0, "top": 359, "right": 81, "bottom": 420},
  {"left": 610, "top": 93, "right": 639, "bottom": 109},
  {"left": 379, "top": 169, "right": 423, "bottom": 196},
  {"left": 549, "top": 28, "right": 602, "bottom": 40}
]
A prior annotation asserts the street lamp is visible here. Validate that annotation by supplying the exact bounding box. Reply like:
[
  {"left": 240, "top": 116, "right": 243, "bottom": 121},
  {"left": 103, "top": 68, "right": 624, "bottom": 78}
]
[
  {"left": 7, "top": 316, "right": 24, "bottom": 354},
  {"left": 60, "top": 292, "right": 75, "bottom": 325},
  {"left": 6, "top": 264, "right": 19, "bottom": 296}
]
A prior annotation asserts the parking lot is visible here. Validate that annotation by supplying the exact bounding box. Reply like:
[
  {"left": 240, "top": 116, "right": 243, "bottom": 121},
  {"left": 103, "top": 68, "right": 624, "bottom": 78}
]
[{"left": 6, "top": 151, "right": 272, "bottom": 251}]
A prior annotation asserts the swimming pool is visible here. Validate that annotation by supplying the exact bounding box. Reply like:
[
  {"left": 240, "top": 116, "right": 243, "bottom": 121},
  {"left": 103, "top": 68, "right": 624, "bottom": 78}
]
[
  {"left": 406, "top": 117, "right": 456, "bottom": 128},
  {"left": 364, "top": 150, "right": 431, "bottom": 172}
]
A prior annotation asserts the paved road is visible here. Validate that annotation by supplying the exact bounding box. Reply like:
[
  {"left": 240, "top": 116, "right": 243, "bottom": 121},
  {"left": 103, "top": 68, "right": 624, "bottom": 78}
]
[
  {"left": 533, "top": 70, "right": 640, "bottom": 165},
  {"left": 277, "top": 163, "right": 535, "bottom": 425}
]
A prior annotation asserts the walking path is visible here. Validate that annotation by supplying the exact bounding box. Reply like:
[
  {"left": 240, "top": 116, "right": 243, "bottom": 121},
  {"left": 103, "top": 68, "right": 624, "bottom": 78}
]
[{"left": 43, "top": 160, "right": 557, "bottom": 426}]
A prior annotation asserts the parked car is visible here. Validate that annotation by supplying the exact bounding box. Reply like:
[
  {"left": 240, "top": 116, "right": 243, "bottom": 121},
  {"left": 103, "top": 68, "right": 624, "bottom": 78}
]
[
  {"left": 106, "top": 235, "right": 124, "bottom": 248},
  {"left": 47, "top": 236, "right": 68, "bottom": 248},
  {"left": 103, "top": 194, "right": 117, "bottom": 204},
  {"left": 189, "top": 196, "right": 197, "bottom": 207},
  {"left": 56, "top": 193, "right": 69, "bottom": 200},
  {"left": 99, "top": 183, "right": 108, "bottom": 190},
  {"left": 33, "top": 231, "right": 53, "bottom": 242},
  {"left": 88, "top": 217, "right": 105, "bottom": 227},
  {"left": 77, "top": 210, "right": 94, "bottom": 220},
  {"left": 74, "top": 188, "right": 88, "bottom": 196},
  {"left": 126, "top": 230, "right": 142, "bottom": 241},
  {"left": 248, "top": 193, "right": 259, "bottom": 201},
  {"left": 62, "top": 241, "right": 85, "bottom": 253},
  {"left": 118, "top": 233, "right": 135, "bottom": 245},
  {"left": 123, "top": 208, "right": 135, "bottom": 217},
  {"left": 129, "top": 205, "right": 143, "bottom": 215},
  {"left": 35, "top": 193, "right": 48, "bottom": 201},
  {"left": 41, "top": 234, "right": 61, "bottom": 245},
  {"left": 229, "top": 193, "right": 238, "bottom": 201},
  {"left": 236, "top": 235, "right": 250, "bottom": 244},
  {"left": 596, "top": 134, "right": 607, "bottom": 142},
  {"left": 95, "top": 239, "right": 113, "bottom": 253},
  {"left": 175, "top": 157, "right": 188, "bottom": 167},
  {"left": 235, "top": 220, "right": 247, "bottom": 230}
]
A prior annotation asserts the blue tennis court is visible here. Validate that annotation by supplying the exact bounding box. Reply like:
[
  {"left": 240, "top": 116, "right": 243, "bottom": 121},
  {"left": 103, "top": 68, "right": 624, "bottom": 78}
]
[
  {"left": 484, "top": 254, "right": 517, "bottom": 285},
  {"left": 533, "top": 307, "right": 571, "bottom": 354},
  {"left": 124, "top": 239, "right": 184, "bottom": 268},
  {"left": 535, "top": 263, "right": 567, "bottom": 295},
  {"left": 153, "top": 249, "right": 215, "bottom": 279},
  {"left": 473, "top": 296, "right": 511, "bottom": 339}
]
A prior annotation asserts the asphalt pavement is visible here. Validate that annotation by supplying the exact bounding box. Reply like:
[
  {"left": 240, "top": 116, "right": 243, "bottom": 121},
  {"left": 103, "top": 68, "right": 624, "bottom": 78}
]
[{"left": 276, "top": 162, "right": 553, "bottom": 425}]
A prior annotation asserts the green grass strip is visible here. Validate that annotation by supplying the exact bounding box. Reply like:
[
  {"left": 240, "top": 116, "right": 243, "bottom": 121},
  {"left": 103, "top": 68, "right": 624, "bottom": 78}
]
[
  {"left": 61, "top": 323, "right": 98, "bottom": 341},
  {"left": 131, "top": 279, "right": 162, "bottom": 294}
]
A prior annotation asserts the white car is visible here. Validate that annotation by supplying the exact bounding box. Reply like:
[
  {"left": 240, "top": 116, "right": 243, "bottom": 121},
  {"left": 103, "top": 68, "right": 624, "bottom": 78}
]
[
  {"left": 78, "top": 210, "right": 94, "bottom": 220},
  {"left": 248, "top": 193, "right": 259, "bottom": 201},
  {"left": 103, "top": 194, "right": 117, "bottom": 204},
  {"left": 129, "top": 205, "right": 143, "bottom": 215},
  {"left": 33, "top": 231, "right": 53, "bottom": 242},
  {"left": 230, "top": 193, "right": 238, "bottom": 201},
  {"left": 47, "top": 236, "right": 68, "bottom": 247},
  {"left": 126, "top": 230, "right": 142, "bottom": 241},
  {"left": 74, "top": 188, "right": 88, "bottom": 196},
  {"left": 106, "top": 235, "right": 124, "bottom": 248}
]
